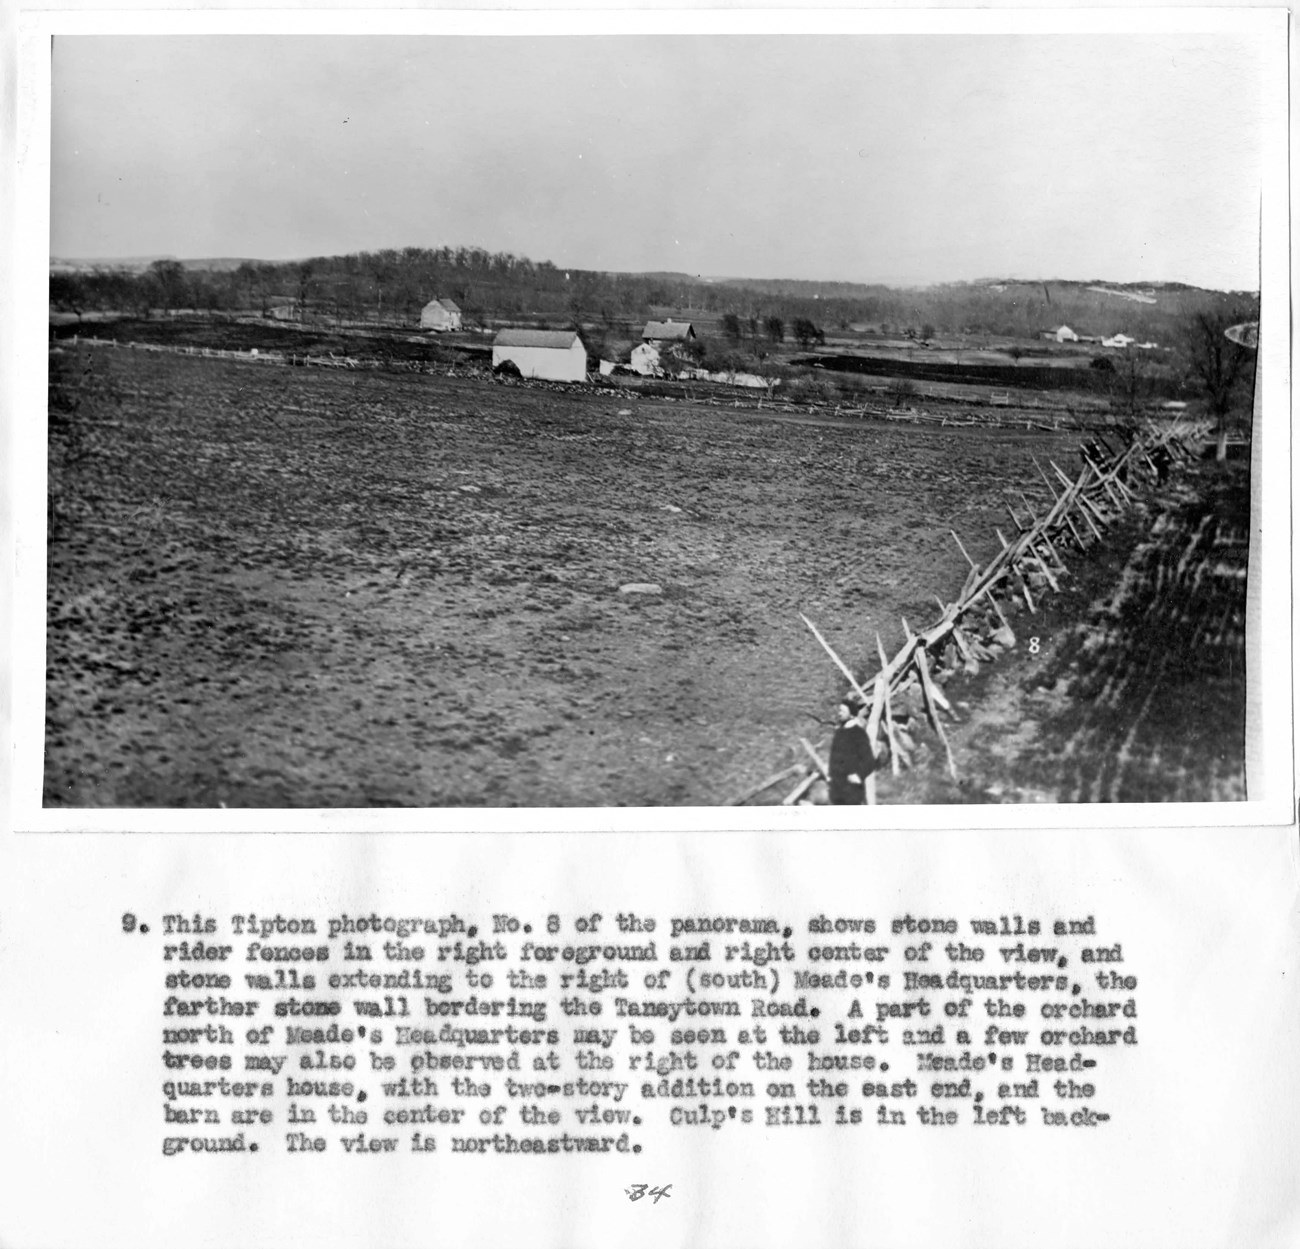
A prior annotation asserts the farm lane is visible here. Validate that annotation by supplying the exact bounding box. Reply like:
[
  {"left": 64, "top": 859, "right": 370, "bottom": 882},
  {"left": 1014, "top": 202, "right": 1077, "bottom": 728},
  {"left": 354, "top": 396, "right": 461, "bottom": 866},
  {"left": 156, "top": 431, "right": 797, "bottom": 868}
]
[{"left": 46, "top": 346, "right": 1084, "bottom": 807}]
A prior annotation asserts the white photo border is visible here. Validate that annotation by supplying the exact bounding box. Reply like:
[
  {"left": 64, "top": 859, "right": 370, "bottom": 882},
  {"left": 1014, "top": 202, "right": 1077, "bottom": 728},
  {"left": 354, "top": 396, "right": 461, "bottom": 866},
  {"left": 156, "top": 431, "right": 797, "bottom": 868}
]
[{"left": 7, "top": 6, "right": 1293, "bottom": 834}]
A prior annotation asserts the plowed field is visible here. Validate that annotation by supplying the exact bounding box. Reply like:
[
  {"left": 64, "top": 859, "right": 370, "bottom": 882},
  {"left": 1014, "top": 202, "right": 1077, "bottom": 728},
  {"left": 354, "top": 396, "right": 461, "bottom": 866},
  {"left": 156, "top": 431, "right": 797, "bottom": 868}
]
[{"left": 46, "top": 345, "right": 1107, "bottom": 806}]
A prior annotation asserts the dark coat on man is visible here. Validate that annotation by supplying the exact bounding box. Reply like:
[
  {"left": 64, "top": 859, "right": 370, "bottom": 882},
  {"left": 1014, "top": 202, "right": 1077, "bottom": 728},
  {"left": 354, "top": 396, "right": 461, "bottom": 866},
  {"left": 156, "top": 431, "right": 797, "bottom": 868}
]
[{"left": 828, "top": 723, "right": 878, "bottom": 805}]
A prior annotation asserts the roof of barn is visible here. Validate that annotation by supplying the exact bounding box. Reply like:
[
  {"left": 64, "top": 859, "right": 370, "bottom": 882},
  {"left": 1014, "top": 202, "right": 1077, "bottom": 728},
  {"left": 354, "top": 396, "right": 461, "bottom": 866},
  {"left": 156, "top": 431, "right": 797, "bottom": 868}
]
[
  {"left": 642, "top": 321, "right": 696, "bottom": 341},
  {"left": 493, "top": 329, "right": 583, "bottom": 349}
]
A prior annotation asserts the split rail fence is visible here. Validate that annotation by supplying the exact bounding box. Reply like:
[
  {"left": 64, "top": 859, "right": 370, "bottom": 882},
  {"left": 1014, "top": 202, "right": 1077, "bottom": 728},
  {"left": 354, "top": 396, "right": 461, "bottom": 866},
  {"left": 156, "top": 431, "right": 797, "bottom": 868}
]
[{"left": 729, "top": 418, "right": 1208, "bottom": 806}]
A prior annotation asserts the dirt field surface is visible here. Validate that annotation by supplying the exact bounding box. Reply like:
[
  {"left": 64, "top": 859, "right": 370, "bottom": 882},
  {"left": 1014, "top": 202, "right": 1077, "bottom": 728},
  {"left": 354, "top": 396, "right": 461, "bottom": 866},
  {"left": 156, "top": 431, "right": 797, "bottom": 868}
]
[{"left": 45, "top": 344, "right": 1113, "bottom": 807}]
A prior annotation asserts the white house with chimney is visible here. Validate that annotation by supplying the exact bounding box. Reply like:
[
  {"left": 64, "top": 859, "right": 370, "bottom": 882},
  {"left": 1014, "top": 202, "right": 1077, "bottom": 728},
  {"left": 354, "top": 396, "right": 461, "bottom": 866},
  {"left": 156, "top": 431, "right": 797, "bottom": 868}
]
[{"left": 632, "top": 319, "right": 697, "bottom": 375}]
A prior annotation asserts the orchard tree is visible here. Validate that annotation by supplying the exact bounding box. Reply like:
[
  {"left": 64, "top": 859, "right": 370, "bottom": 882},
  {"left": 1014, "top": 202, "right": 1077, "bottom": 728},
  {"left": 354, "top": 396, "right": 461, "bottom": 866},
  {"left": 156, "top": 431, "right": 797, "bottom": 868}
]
[
  {"left": 50, "top": 272, "right": 88, "bottom": 321},
  {"left": 792, "top": 318, "right": 825, "bottom": 349},
  {"left": 764, "top": 315, "right": 785, "bottom": 344},
  {"left": 148, "top": 259, "right": 186, "bottom": 313}
]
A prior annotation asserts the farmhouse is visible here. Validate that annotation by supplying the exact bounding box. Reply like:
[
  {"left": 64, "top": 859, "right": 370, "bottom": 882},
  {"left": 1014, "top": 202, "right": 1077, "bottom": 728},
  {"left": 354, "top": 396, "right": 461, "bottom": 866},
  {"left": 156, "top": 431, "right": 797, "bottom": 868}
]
[
  {"left": 420, "top": 298, "right": 462, "bottom": 332},
  {"left": 1101, "top": 333, "right": 1136, "bottom": 349},
  {"left": 1045, "top": 325, "right": 1079, "bottom": 343},
  {"left": 633, "top": 320, "right": 697, "bottom": 375},
  {"left": 492, "top": 329, "right": 588, "bottom": 382},
  {"left": 630, "top": 341, "right": 663, "bottom": 376}
]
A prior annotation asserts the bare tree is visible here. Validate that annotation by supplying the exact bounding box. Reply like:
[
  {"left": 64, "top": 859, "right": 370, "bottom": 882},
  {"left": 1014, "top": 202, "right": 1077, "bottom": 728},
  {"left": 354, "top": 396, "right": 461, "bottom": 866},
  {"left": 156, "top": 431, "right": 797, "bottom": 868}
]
[
  {"left": 148, "top": 259, "right": 186, "bottom": 314},
  {"left": 1184, "top": 308, "right": 1254, "bottom": 460},
  {"left": 296, "top": 262, "right": 315, "bottom": 321},
  {"left": 50, "top": 272, "right": 87, "bottom": 322},
  {"left": 1106, "top": 347, "right": 1147, "bottom": 425}
]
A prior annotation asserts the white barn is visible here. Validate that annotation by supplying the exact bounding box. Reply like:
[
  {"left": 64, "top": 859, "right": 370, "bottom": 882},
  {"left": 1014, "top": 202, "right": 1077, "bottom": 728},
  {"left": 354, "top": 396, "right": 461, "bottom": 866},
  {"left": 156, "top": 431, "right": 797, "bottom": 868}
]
[
  {"left": 420, "top": 298, "right": 462, "bottom": 332},
  {"left": 492, "top": 329, "right": 588, "bottom": 382}
]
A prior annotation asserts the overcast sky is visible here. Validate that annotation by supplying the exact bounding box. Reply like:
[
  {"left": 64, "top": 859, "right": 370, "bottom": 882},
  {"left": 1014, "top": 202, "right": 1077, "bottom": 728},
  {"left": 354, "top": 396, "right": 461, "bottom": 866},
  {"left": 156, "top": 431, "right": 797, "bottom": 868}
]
[{"left": 51, "top": 33, "right": 1264, "bottom": 290}]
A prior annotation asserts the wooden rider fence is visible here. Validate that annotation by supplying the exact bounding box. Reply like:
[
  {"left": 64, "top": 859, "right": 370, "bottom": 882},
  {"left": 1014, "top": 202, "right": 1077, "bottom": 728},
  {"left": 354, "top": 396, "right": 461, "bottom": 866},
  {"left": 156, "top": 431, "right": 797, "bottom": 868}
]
[{"left": 729, "top": 418, "right": 1208, "bottom": 805}]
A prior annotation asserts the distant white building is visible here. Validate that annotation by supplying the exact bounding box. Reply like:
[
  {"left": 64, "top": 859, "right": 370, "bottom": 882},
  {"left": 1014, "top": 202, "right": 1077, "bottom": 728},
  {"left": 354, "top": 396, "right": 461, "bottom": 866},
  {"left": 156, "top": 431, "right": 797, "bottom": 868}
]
[
  {"left": 492, "top": 329, "right": 588, "bottom": 382},
  {"left": 1051, "top": 325, "right": 1079, "bottom": 343},
  {"left": 420, "top": 298, "right": 462, "bottom": 332},
  {"left": 1102, "top": 333, "right": 1136, "bottom": 349}
]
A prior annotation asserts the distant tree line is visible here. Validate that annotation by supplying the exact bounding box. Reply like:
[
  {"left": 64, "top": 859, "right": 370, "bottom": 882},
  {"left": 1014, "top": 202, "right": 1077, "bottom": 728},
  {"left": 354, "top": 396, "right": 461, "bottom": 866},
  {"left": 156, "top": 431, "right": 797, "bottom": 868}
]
[
  {"left": 50, "top": 246, "right": 1254, "bottom": 370},
  {"left": 49, "top": 247, "right": 1257, "bottom": 434}
]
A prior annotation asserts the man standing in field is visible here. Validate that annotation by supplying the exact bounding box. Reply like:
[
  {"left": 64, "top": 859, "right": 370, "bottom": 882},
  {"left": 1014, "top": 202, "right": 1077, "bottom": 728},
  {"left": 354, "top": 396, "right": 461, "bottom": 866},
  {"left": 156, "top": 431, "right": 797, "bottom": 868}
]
[{"left": 828, "top": 696, "right": 878, "bottom": 805}]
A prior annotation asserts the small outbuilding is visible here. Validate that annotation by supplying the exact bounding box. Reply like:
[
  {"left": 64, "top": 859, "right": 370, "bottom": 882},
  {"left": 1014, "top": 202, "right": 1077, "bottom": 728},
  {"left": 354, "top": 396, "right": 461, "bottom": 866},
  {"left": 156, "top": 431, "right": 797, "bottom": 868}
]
[
  {"left": 421, "top": 298, "right": 463, "bottom": 332},
  {"left": 264, "top": 297, "right": 298, "bottom": 321},
  {"left": 1051, "top": 325, "right": 1079, "bottom": 343},
  {"left": 1102, "top": 333, "right": 1136, "bottom": 349},
  {"left": 492, "top": 329, "right": 588, "bottom": 382}
]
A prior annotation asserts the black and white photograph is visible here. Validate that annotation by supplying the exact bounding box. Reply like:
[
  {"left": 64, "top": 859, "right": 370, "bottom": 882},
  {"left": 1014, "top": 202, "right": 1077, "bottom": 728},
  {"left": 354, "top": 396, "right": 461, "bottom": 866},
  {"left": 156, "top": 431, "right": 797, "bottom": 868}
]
[
  {"left": 3, "top": 12, "right": 1299, "bottom": 1249},
  {"left": 37, "top": 27, "right": 1274, "bottom": 809}
]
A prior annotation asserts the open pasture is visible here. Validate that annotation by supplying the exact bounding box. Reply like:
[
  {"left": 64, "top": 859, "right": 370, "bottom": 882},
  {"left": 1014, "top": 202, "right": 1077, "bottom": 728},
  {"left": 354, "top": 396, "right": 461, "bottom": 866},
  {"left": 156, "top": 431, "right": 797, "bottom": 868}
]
[{"left": 45, "top": 345, "right": 1084, "bottom": 806}]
